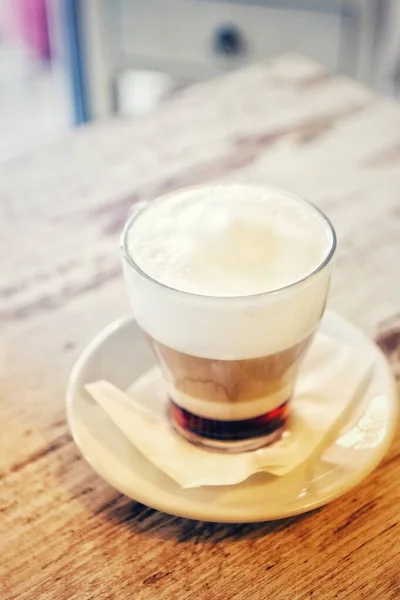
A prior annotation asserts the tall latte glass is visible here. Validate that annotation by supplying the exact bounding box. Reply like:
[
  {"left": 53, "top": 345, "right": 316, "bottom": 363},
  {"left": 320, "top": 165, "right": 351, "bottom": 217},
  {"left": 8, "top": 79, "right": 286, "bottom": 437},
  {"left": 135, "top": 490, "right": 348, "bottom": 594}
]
[{"left": 121, "top": 184, "right": 336, "bottom": 452}]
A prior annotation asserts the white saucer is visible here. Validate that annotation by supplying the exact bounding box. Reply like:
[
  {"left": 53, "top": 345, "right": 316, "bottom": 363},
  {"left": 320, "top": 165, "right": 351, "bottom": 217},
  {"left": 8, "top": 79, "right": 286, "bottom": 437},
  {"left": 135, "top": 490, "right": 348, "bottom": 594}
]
[{"left": 67, "top": 311, "right": 398, "bottom": 523}]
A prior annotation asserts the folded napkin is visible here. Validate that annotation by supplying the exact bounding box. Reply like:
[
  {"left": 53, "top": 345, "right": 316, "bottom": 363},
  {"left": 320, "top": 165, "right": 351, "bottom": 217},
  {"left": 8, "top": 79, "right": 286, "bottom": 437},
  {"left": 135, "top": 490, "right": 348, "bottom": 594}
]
[{"left": 85, "top": 333, "right": 372, "bottom": 488}]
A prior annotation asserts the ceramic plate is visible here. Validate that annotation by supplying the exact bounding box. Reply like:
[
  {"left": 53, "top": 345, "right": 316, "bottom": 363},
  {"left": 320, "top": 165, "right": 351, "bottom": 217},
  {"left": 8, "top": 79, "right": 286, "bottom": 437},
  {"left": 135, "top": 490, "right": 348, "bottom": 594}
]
[{"left": 67, "top": 311, "right": 398, "bottom": 523}]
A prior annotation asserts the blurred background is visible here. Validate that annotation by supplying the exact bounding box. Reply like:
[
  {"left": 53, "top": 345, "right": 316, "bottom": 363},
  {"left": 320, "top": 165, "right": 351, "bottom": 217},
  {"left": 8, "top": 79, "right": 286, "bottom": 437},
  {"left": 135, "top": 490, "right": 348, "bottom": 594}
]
[{"left": 0, "top": 0, "right": 399, "bottom": 162}]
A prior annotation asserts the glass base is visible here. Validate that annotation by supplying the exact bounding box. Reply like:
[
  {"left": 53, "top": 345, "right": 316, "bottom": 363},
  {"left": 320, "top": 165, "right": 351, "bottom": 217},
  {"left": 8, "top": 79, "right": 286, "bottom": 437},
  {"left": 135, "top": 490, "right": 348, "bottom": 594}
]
[{"left": 170, "top": 400, "right": 289, "bottom": 453}]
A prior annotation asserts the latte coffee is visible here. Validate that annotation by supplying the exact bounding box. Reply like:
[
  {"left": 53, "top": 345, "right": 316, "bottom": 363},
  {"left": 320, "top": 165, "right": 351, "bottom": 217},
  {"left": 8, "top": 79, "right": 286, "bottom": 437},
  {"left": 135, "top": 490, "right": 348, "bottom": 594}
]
[{"left": 121, "top": 184, "right": 336, "bottom": 451}]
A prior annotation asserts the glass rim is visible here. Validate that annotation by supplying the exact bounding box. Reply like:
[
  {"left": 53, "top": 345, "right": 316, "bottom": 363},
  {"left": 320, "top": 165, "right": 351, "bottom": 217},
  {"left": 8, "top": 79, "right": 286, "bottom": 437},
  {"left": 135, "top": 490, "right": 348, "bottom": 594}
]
[{"left": 120, "top": 183, "right": 337, "bottom": 300}]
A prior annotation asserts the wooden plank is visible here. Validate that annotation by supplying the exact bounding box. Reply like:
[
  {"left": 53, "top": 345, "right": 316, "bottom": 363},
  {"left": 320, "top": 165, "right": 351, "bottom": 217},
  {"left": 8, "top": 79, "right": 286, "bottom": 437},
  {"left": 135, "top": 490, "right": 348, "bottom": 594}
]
[{"left": 0, "top": 54, "right": 399, "bottom": 600}]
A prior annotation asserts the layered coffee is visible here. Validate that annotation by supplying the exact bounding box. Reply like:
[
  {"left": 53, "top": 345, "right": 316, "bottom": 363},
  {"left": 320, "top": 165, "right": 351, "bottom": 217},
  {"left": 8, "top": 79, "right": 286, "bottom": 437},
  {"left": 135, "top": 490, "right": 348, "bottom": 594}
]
[{"left": 122, "top": 184, "right": 335, "bottom": 450}]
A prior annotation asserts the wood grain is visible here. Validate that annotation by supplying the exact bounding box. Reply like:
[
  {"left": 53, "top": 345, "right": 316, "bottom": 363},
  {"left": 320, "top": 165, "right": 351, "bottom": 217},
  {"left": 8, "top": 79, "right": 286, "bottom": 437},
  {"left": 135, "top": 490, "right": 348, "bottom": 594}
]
[{"left": 0, "top": 54, "right": 399, "bottom": 599}]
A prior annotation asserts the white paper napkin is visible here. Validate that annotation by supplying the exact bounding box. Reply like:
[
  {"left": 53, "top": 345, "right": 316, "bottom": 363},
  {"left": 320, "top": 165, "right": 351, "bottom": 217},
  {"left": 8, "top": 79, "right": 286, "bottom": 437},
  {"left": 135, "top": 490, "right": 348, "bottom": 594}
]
[{"left": 85, "top": 333, "right": 372, "bottom": 488}]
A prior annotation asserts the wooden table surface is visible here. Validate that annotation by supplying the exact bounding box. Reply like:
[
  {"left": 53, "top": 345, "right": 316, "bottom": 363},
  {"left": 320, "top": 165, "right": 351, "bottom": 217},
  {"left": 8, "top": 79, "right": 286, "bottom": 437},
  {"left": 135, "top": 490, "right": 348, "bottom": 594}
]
[{"left": 1, "top": 54, "right": 399, "bottom": 600}]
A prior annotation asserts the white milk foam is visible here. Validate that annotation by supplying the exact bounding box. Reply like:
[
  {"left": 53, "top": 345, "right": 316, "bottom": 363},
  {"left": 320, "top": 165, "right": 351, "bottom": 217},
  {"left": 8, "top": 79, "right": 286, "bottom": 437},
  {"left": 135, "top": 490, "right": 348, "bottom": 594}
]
[
  {"left": 128, "top": 185, "right": 330, "bottom": 296},
  {"left": 123, "top": 184, "right": 334, "bottom": 360}
]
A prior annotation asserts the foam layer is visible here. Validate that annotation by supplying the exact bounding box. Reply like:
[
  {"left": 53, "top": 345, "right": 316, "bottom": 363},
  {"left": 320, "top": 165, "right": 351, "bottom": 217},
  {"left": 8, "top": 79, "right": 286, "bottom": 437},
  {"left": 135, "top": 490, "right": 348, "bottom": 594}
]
[
  {"left": 128, "top": 185, "right": 331, "bottom": 296},
  {"left": 123, "top": 184, "right": 335, "bottom": 359}
]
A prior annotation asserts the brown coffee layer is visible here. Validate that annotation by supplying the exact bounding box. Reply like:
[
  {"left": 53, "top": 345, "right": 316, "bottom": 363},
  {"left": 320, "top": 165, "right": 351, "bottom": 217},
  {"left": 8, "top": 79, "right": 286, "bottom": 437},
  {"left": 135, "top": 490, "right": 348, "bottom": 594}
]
[{"left": 150, "top": 334, "right": 312, "bottom": 404}]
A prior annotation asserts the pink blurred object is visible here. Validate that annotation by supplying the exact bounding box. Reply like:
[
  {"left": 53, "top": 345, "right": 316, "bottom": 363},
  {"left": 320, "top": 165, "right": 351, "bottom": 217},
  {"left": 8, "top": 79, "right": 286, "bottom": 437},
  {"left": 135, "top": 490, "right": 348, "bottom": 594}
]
[{"left": 1, "top": 0, "right": 51, "bottom": 61}]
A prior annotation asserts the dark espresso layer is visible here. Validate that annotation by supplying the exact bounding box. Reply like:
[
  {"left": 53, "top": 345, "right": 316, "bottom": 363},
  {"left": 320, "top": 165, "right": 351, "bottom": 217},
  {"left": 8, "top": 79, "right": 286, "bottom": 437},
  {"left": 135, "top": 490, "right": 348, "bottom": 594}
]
[{"left": 170, "top": 400, "right": 289, "bottom": 441}]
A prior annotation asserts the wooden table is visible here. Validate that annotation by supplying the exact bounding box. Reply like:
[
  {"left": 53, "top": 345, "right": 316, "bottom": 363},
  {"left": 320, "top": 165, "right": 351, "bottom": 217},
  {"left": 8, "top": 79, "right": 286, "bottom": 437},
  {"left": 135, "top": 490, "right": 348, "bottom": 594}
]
[{"left": 1, "top": 54, "right": 399, "bottom": 600}]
